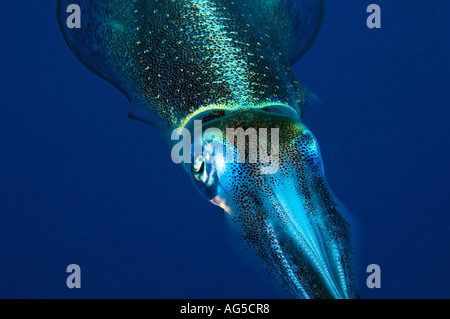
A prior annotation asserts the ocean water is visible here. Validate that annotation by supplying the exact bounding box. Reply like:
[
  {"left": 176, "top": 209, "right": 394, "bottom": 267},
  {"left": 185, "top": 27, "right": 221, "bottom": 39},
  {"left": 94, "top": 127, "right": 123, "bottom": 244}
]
[{"left": 0, "top": 1, "right": 449, "bottom": 299}]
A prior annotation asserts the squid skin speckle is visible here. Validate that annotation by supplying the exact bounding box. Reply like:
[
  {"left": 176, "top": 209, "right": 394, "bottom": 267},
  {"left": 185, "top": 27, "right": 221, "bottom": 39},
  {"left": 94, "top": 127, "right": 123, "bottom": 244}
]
[{"left": 57, "top": 0, "right": 360, "bottom": 299}]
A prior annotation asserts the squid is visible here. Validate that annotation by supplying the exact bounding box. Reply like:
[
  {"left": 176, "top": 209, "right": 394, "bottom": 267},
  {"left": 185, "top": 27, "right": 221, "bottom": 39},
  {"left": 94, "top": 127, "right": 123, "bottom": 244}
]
[{"left": 57, "top": 0, "right": 359, "bottom": 299}]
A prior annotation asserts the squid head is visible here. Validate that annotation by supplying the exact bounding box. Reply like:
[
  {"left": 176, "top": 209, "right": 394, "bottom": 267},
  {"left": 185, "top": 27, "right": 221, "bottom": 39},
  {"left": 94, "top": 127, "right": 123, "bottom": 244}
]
[{"left": 184, "top": 109, "right": 359, "bottom": 299}]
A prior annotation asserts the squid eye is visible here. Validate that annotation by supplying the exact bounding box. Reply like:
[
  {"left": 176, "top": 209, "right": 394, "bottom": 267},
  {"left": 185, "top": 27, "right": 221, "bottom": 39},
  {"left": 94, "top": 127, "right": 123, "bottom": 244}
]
[{"left": 192, "top": 156, "right": 205, "bottom": 174}]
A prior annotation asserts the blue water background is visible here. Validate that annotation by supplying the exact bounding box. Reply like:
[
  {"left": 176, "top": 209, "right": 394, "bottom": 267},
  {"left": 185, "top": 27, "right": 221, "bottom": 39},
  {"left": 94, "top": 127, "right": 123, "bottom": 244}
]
[{"left": 0, "top": 1, "right": 449, "bottom": 298}]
